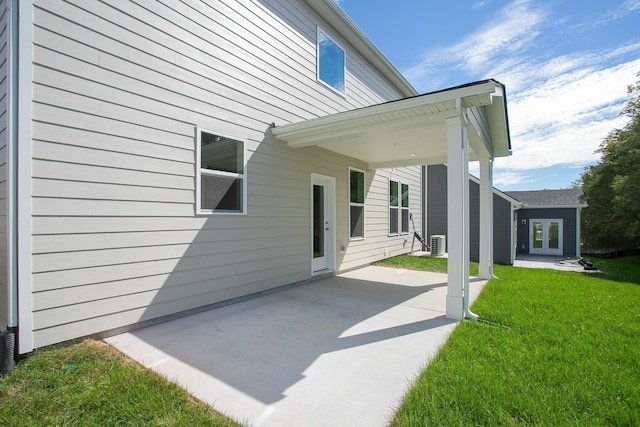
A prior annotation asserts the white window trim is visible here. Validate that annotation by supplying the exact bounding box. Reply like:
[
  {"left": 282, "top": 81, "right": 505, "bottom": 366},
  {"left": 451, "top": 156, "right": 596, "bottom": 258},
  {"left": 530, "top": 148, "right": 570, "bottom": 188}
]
[
  {"left": 196, "top": 127, "right": 248, "bottom": 215},
  {"left": 401, "top": 182, "right": 410, "bottom": 235},
  {"left": 388, "top": 179, "right": 411, "bottom": 236},
  {"left": 349, "top": 167, "right": 365, "bottom": 241},
  {"left": 316, "top": 27, "right": 346, "bottom": 97}
]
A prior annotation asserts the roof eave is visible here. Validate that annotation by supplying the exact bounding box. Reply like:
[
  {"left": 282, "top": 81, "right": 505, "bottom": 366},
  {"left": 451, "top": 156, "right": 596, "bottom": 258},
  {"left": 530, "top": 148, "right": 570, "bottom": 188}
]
[{"left": 519, "top": 204, "right": 588, "bottom": 209}]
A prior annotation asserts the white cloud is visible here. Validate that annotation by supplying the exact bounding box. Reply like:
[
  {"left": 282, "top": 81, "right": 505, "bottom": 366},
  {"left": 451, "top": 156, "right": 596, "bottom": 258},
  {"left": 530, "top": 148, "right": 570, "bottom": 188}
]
[
  {"left": 503, "top": 55, "right": 640, "bottom": 170},
  {"left": 572, "top": 0, "right": 640, "bottom": 30},
  {"left": 474, "top": 1, "right": 491, "bottom": 9},
  {"left": 403, "top": 0, "right": 549, "bottom": 88},
  {"left": 403, "top": 0, "right": 640, "bottom": 187}
]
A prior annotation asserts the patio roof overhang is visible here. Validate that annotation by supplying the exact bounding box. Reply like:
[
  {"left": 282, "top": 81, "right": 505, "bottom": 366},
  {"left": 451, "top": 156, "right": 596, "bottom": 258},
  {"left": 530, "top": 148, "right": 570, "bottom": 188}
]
[
  {"left": 272, "top": 79, "right": 512, "bottom": 321},
  {"left": 272, "top": 80, "right": 511, "bottom": 170}
]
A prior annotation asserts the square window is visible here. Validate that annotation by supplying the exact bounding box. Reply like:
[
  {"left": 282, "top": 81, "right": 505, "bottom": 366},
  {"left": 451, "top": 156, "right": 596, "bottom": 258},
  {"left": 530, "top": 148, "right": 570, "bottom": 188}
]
[
  {"left": 401, "top": 183, "right": 410, "bottom": 233},
  {"left": 197, "top": 129, "right": 246, "bottom": 214},
  {"left": 349, "top": 168, "right": 365, "bottom": 239},
  {"left": 389, "top": 180, "right": 399, "bottom": 235},
  {"left": 350, "top": 169, "right": 365, "bottom": 204},
  {"left": 401, "top": 209, "right": 410, "bottom": 234},
  {"left": 317, "top": 29, "right": 345, "bottom": 95},
  {"left": 350, "top": 205, "right": 364, "bottom": 239},
  {"left": 390, "top": 181, "right": 399, "bottom": 207},
  {"left": 389, "top": 206, "right": 399, "bottom": 235},
  {"left": 390, "top": 180, "right": 409, "bottom": 235},
  {"left": 401, "top": 184, "right": 409, "bottom": 208}
]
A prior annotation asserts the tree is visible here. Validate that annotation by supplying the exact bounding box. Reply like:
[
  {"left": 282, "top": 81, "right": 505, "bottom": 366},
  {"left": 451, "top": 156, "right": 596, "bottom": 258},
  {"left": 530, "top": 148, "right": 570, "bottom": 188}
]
[{"left": 581, "top": 73, "right": 640, "bottom": 251}]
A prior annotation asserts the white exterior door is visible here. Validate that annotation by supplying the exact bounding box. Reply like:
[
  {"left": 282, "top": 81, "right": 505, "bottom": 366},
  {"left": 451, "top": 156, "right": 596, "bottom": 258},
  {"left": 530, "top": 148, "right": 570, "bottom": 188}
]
[
  {"left": 311, "top": 174, "right": 335, "bottom": 273},
  {"left": 529, "top": 219, "right": 563, "bottom": 256}
]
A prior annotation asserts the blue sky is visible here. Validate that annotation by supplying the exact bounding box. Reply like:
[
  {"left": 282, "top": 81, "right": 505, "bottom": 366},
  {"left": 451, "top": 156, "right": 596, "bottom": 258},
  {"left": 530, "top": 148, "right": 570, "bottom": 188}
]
[{"left": 336, "top": 0, "right": 640, "bottom": 191}]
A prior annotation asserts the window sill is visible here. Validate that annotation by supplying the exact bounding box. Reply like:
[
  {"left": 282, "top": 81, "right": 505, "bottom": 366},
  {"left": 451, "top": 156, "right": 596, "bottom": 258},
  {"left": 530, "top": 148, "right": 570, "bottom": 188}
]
[{"left": 196, "top": 210, "right": 247, "bottom": 216}]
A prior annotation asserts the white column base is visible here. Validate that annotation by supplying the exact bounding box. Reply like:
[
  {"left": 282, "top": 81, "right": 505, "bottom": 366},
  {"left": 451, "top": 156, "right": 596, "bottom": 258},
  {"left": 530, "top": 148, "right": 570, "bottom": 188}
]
[
  {"left": 446, "top": 295, "right": 464, "bottom": 320},
  {"left": 479, "top": 265, "right": 491, "bottom": 279}
]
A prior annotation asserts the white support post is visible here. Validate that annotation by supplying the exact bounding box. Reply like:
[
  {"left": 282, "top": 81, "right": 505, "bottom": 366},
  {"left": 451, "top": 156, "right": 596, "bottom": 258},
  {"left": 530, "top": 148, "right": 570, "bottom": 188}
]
[
  {"left": 445, "top": 113, "right": 469, "bottom": 320},
  {"left": 478, "top": 157, "right": 494, "bottom": 279}
]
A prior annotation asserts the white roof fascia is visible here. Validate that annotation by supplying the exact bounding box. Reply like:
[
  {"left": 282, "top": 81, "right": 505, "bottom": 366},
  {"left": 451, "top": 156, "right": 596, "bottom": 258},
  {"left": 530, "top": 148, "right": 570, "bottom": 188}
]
[{"left": 519, "top": 204, "right": 588, "bottom": 209}]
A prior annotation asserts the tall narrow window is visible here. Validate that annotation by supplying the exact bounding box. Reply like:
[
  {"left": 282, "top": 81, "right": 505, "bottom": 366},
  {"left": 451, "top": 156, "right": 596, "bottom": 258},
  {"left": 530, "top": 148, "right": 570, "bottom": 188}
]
[
  {"left": 389, "top": 180, "right": 399, "bottom": 235},
  {"left": 350, "top": 168, "right": 365, "bottom": 239},
  {"left": 401, "top": 183, "right": 410, "bottom": 234},
  {"left": 317, "top": 28, "right": 345, "bottom": 95},
  {"left": 197, "top": 129, "right": 246, "bottom": 214}
]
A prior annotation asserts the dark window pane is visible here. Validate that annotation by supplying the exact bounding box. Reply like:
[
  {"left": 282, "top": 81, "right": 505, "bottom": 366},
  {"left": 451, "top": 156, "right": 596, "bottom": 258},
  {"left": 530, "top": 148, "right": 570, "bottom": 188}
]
[
  {"left": 402, "top": 184, "right": 409, "bottom": 208},
  {"left": 313, "top": 185, "right": 324, "bottom": 258},
  {"left": 401, "top": 209, "right": 409, "bottom": 233},
  {"left": 350, "top": 170, "right": 364, "bottom": 204},
  {"left": 549, "top": 222, "right": 560, "bottom": 249},
  {"left": 201, "top": 132, "right": 243, "bottom": 174},
  {"left": 389, "top": 180, "right": 398, "bottom": 207},
  {"left": 533, "top": 222, "right": 543, "bottom": 248},
  {"left": 390, "top": 207, "right": 398, "bottom": 234},
  {"left": 201, "top": 174, "right": 242, "bottom": 212},
  {"left": 350, "top": 205, "right": 364, "bottom": 238}
]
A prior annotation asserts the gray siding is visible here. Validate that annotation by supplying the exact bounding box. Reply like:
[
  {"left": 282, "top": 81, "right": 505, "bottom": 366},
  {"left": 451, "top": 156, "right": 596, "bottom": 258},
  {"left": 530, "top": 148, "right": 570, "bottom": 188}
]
[
  {"left": 426, "top": 165, "right": 514, "bottom": 265},
  {"left": 426, "top": 165, "right": 447, "bottom": 243},
  {"left": 0, "top": 0, "right": 9, "bottom": 329},
  {"left": 516, "top": 208, "right": 579, "bottom": 257},
  {"left": 30, "top": 0, "right": 420, "bottom": 348},
  {"left": 493, "top": 196, "right": 514, "bottom": 264}
]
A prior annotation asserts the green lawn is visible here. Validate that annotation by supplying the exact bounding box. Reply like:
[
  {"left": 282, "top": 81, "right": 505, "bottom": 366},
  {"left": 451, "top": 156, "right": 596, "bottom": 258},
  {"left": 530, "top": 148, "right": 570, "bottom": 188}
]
[
  {"left": 0, "top": 339, "right": 238, "bottom": 427},
  {"left": 382, "top": 255, "right": 640, "bottom": 426},
  {"left": 2, "top": 256, "right": 638, "bottom": 426}
]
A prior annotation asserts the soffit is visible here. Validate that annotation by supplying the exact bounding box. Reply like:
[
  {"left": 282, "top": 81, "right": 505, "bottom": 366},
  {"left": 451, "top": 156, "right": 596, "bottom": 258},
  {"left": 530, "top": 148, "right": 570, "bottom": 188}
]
[{"left": 272, "top": 80, "right": 511, "bottom": 169}]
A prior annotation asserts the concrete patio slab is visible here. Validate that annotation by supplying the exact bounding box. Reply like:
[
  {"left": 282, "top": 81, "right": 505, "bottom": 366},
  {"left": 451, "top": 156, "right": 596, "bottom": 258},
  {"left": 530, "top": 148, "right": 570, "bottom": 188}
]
[
  {"left": 514, "top": 255, "right": 600, "bottom": 272},
  {"left": 105, "top": 266, "right": 486, "bottom": 427}
]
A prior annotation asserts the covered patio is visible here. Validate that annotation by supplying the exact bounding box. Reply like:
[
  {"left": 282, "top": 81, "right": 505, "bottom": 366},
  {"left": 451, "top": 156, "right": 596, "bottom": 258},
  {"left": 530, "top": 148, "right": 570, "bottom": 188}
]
[
  {"left": 106, "top": 266, "right": 487, "bottom": 426},
  {"left": 273, "top": 79, "right": 511, "bottom": 320},
  {"left": 106, "top": 81, "right": 510, "bottom": 426}
]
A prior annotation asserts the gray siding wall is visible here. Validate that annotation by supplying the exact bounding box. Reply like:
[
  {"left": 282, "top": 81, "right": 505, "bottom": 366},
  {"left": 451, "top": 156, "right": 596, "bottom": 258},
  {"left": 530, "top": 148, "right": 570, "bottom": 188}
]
[
  {"left": 30, "top": 0, "right": 421, "bottom": 348},
  {"left": 516, "top": 208, "right": 578, "bottom": 257},
  {"left": 493, "top": 196, "right": 514, "bottom": 264},
  {"left": 0, "top": 0, "right": 9, "bottom": 329},
  {"left": 426, "top": 165, "right": 513, "bottom": 265},
  {"left": 426, "top": 165, "right": 447, "bottom": 244}
]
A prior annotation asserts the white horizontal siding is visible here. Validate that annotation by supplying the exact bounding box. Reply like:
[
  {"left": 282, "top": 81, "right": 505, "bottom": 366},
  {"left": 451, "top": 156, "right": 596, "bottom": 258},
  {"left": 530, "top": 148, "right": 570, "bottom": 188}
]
[
  {"left": 339, "top": 167, "right": 423, "bottom": 272},
  {"left": 29, "top": 0, "right": 417, "bottom": 348}
]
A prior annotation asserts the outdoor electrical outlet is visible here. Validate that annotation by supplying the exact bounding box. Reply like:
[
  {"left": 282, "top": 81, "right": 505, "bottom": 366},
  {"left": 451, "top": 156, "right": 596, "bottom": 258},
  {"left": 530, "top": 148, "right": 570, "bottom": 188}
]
[{"left": 384, "top": 248, "right": 389, "bottom": 257}]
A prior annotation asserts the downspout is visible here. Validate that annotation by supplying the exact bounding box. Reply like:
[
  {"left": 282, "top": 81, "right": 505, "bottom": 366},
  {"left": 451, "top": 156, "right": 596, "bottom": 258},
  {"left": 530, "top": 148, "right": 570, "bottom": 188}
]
[
  {"left": 1, "top": 0, "right": 20, "bottom": 376},
  {"left": 421, "top": 165, "right": 426, "bottom": 251},
  {"left": 461, "top": 107, "right": 478, "bottom": 321}
]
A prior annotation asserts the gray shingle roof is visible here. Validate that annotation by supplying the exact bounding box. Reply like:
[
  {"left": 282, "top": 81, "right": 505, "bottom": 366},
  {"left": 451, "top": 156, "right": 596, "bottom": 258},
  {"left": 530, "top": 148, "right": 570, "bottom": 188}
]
[{"left": 504, "top": 188, "right": 587, "bottom": 208}]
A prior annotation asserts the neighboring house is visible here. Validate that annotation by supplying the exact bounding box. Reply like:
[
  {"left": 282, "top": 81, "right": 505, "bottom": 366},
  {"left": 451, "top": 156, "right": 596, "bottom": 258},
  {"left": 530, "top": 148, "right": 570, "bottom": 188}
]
[
  {"left": 505, "top": 189, "right": 588, "bottom": 257},
  {"left": 0, "top": 0, "right": 510, "bottom": 358},
  {"left": 426, "top": 165, "right": 522, "bottom": 265}
]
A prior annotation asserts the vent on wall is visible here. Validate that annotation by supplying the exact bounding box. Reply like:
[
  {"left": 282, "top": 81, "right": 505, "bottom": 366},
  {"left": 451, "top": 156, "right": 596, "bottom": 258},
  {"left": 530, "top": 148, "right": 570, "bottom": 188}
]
[{"left": 430, "top": 235, "right": 446, "bottom": 256}]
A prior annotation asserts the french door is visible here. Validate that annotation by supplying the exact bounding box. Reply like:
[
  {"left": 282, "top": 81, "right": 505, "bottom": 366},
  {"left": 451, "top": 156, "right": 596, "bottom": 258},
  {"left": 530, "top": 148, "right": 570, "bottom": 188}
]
[{"left": 529, "top": 219, "right": 563, "bottom": 256}]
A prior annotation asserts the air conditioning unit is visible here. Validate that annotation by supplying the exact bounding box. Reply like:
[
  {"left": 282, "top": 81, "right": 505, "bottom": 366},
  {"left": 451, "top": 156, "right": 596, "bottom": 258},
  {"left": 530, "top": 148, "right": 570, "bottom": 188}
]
[{"left": 430, "top": 235, "right": 446, "bottom": 256}]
